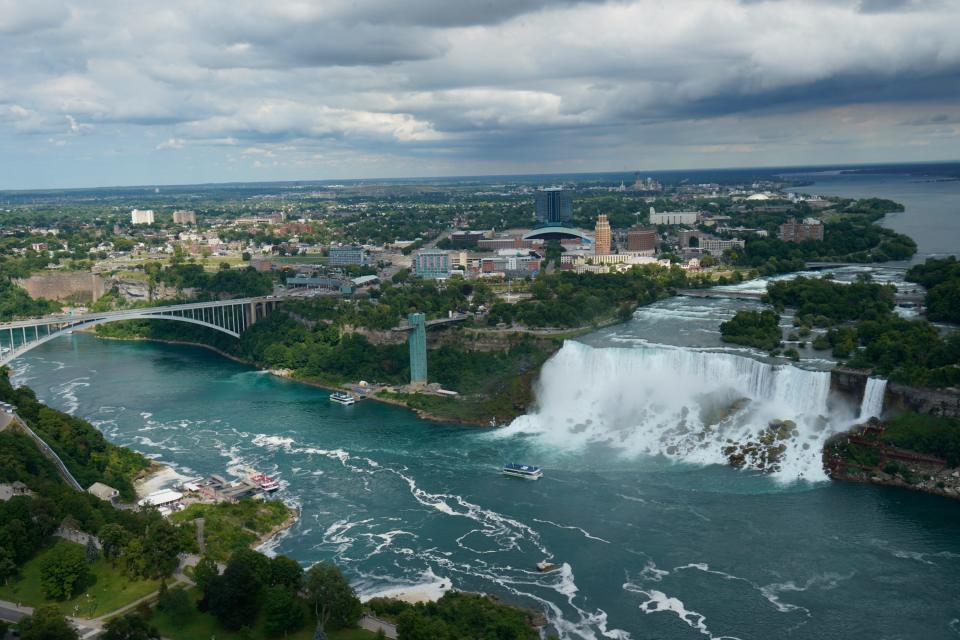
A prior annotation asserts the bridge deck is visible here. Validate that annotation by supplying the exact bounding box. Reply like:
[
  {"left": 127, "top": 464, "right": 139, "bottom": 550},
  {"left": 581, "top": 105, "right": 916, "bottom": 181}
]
[
  {"left": 393, "top": 313, "right": 471, "bottom": 331},
  {"left": 0, "top": 295, "right": 284, "bottom": 331}
]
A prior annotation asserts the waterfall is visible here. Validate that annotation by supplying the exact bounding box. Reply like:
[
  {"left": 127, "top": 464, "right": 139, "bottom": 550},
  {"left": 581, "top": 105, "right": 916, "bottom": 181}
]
[
  {"left": 858, "top": 377, "right": 887, "bottom": 421},
  {"left": 500, "top": 341, "right": 837, "bottom": 480}
]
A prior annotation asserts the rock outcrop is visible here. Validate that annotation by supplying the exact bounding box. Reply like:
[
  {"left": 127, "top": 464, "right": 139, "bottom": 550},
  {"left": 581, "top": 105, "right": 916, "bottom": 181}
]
[{"left": 723, "top": 419, "right": 798, "bottom": 473}]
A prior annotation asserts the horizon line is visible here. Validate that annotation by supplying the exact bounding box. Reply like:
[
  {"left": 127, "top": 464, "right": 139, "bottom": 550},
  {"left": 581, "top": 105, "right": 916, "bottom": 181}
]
[{"left": 1, "top": 159, "right": 958, "bottom": 195}]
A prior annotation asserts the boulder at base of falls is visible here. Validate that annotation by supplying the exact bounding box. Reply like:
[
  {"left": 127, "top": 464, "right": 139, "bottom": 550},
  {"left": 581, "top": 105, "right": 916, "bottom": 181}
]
[{"left": 722, "top": 420, "right": 798, "bottom": 473}]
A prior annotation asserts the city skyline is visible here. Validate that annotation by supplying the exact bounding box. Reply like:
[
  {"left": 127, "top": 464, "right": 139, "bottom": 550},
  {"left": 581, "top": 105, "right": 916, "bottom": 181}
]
[{"left": 1, "top": 0, "right": 959, "bottom": 189}]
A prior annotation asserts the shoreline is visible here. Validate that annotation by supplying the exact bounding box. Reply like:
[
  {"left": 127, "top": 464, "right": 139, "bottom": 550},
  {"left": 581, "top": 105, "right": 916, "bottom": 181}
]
[{"left": 93, "top": 332, "right": 527, "bottom": 426}]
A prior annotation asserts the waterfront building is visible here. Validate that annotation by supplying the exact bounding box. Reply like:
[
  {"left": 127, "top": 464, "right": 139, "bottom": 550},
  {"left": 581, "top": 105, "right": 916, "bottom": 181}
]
[
  {"left": 172, "top": 210, "right": 197, "bottom": 225},
  {"left": 535, "top": 188, "right": 573, "bottom": 225},
  {"left": 414, "top": 249, "right": 452, "bottom": 279},
  {"left": 408, "top": 312, "right": 427, "bottom": 385},
  {"left": 130, "top": 209, "right": 155, "bottom": 225},
  {"left": 87, "top": 482, "right": 119, "bottom": 503},
  {"left": 627, "top": 226, "right": 657, "bottom": 252},
  {"left": 779, "top": 218, "right": 825, "bottom": 242},
  {"left": 329, "top": 245, "right": 366, "bottom": 266},
  {"left": 648, "top": 207, "right": 699, "bottom": 226},
  {"left": 594, "top": 214, "right": 611, "bottom": 255}
]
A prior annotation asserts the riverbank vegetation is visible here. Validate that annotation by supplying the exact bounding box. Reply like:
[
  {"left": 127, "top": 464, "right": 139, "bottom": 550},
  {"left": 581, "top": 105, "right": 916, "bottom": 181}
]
[
  {"left": 906, "top": 256, "right": 960, "bottom": 323},
  {"left": 725, "top": 198, "right": 915, "bottom": 274},
  {"left": 826, "top": 413, "right": 960, "bottom": 499},
  {"left": 0, "top": 280, "right": 61, "bottom": 321},
  {"left": 765, "top": 276, "right": 895, "bottom": 323},
  {"left": 368, "top": 592, "right": 543, "bottom": 640},
  {"left": 881, "top": 412, "right": 960, "bottom": 467},
  {"left": 749, "top": 271, "right": 960, "bottom": 389},
  {"left": 170, "top": 500, "right": 292, "bottom": 562},
  {"left": 719, "top": 310, "right": 782, "bottom": 351},
  {"left": 0, "top": 372, "right": 149, "bottom": 500},
  {"left": 0, "top": 394, "right": 191, "bottom": 613}
]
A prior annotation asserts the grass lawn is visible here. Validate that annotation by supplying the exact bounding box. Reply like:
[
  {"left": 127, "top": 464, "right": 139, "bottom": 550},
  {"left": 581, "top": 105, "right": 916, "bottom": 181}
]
[
  {"left": 149, "top": 588, "right": 377, "bottom": 640},
  {"left": 0, "top": 541, "right": 161, "bottom": 619}
]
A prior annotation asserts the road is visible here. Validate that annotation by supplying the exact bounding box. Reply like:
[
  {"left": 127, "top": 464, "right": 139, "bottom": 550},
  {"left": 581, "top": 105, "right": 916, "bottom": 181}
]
[{"left": 0, "top": 603, "right": 30, "bottom": 622}]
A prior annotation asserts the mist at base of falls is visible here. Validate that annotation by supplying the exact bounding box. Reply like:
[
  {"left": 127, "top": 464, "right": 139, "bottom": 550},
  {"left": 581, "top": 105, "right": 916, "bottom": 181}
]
[{"left": 500, "top": 341, "right": 862, "bottom": 481}]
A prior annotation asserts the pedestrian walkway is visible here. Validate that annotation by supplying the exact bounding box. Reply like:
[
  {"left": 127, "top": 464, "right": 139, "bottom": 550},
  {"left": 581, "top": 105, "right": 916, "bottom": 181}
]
[{"left": 359, "top": 613, "right": 398, "bottom": 639}]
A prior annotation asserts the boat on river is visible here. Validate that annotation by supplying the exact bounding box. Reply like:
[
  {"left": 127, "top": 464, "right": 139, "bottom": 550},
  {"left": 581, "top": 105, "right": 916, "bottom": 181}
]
[
  {"left": 502, "top": 463, "right": 542, "bottom": 480},
  {"left": 251, "top": 473, "right": 280, "bottom": 492},
  {"left": 330, "top": 391, "right": 356, "bottom": 405}
]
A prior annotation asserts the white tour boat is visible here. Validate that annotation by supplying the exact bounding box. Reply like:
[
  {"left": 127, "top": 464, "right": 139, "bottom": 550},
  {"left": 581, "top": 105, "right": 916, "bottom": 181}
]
[
  {"left": 330, "top": 391, "right": 356, "bottom": 406},
  {"left": 502, "top": 463, "right": 543, "bottom": 480}
]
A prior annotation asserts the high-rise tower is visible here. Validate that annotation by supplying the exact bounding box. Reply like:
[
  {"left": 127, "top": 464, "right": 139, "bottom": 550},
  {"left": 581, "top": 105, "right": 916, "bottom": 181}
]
[
  {"left": 594, "top": 214, "right": 611, "bottom": 255},
  {"left": 534, "top": 188, "right": 573, "bottom": 225}
]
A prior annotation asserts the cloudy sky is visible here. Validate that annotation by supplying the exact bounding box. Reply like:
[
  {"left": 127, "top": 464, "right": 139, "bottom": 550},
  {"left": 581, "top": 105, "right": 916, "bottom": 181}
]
[{"left": 1, "top": 0, "right": 958, "bottom": 188}]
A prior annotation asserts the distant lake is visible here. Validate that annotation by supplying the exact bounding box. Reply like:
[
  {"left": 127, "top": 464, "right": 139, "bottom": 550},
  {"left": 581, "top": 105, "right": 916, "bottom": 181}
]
[{"left": 785, "top": 172, "right": 960, "bottom": 264}]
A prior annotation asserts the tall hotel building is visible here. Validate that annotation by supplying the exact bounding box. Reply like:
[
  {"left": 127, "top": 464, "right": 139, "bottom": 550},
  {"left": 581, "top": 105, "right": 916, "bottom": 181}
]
[{"left": 594, "top": 214, "right": 611, "bottom": 255}]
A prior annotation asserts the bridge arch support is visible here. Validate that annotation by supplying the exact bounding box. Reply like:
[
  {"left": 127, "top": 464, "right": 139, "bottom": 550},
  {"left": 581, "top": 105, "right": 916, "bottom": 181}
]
[{"left": 0, "top": 297, "right": 281, "bottom": 367}]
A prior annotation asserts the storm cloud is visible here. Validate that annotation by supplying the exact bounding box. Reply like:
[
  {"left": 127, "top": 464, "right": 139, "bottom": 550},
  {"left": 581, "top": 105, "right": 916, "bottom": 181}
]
[{"left": 1, "top": 0, "right": 958, "bottom": 187}]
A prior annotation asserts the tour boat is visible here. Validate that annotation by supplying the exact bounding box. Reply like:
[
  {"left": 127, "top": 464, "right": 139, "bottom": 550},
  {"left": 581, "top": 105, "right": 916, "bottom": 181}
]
[
  {"left": 330, "top": 391, "right": 356, "bottom": 406},
  {"left": 252, "top": 473, "right": 280, "bottom": 492},
  {"left": 502, "top": 463, "right": 543, "bottom": 480}
]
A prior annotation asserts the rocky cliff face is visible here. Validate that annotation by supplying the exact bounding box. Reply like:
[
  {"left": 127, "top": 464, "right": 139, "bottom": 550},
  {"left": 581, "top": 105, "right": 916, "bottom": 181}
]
[
  {"left": 885, "top": 383, "right": 960, "bottom": 418},
  {"left": 351, "top": 325, "right": 560, "bottom": 353},
  {"left": 830, "top": 367, "right": 960, "bottom": 418},
  {"left": 15, "top": 272, "right": 106, "bottom": 302},
  {"left": 830, "top": 367, "right": 869, "bottom": 406}
]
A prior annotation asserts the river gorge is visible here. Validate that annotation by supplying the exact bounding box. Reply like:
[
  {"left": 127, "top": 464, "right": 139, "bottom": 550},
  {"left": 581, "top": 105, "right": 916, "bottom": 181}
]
[{"left": 8, "top": 173, "right": 960, "bottom": 639}]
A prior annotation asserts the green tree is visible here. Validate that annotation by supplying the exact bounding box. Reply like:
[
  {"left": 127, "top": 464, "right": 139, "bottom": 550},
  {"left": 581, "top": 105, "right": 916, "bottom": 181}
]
[
  {"left": 123, "top": 538, "right": 148, "bottom": 579},
  {"left": 229, "top": 547, "right": 272, "bottom": 587},
  {"left": 158, "top": 585, "right": 193, "bottom": 627},
  {"left": 99, "top": 524, "right": 128, "bottom": 565},
  {"left": 719, "top": 310, "right": 782, "bottom": 351},
  {"left": 263, "top": 585, "right": 304, "bottom": 637},
  {"left": 192, "top": 555, "right": 219, "bottom": 592},
  {"left": 206, "top": 550, "right": 265, "bottom": 630},
  {"left": 40, "top": 542, "right": 89, "bottom": 600},
  {"left": 396, "top": 610, "right": 454, "bottom": 640},
  {"left": 305, "top": 562, "right": 361, "bottom": 631},
  {"left": 19, "top": 605, "right": 79, "bottom": 640},
  {"left": 270, "top": 555, "right": 304, "bottom": 591},
  {"left": 101, "top": 612, "right": 160, "bottom": 640},
  {"left": 0, "top": 545, "right": 15, "bottom": 584},
  {"left": 140, "top": 517, "right": 184, "bottom": 578}
]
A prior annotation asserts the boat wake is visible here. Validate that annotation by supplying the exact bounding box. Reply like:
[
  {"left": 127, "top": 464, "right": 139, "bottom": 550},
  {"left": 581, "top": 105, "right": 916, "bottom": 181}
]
[{"left": 248, "top": 433, "right": 630, "bottom": 639}]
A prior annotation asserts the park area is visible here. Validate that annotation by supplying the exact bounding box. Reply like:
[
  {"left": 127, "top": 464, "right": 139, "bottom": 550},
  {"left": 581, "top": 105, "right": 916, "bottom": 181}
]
[{"left": 0, "top": 540, "right": 161, "bottom": 619}]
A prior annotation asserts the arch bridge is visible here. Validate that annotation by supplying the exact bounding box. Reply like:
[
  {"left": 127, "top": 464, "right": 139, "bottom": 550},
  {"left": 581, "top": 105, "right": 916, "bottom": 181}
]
[{"left": 0, "top": 296, "right": 283, "bottom": 367}]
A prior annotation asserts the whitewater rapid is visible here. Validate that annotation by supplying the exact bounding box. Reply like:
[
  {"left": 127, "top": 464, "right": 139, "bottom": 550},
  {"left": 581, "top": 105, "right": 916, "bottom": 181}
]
[{"left": 499, "top": 341, "right": 853, "bottom": 481}]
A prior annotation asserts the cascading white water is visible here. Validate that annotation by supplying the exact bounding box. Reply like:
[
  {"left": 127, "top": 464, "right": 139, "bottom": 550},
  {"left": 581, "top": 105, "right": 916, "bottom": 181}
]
[
  {"left": 500, "top": 341, "right": 837, "bottom": 481},
  {"left": 858, "top": 377, "right": 887, "bottom": 421}
]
